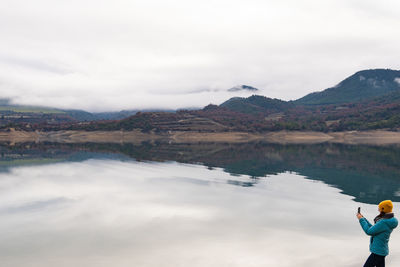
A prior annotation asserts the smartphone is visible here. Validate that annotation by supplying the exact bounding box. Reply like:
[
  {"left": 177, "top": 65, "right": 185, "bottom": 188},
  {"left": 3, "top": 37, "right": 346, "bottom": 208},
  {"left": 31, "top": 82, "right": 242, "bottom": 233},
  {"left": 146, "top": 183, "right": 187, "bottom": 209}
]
[{"left": 358, "top": 207, "right": 361, "bottom": 214}]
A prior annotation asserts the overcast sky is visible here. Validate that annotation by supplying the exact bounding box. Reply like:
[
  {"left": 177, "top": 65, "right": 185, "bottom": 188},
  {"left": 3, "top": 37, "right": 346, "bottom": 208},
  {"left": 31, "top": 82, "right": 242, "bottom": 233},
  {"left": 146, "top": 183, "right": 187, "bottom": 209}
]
[{"left": 1, "top": 0, "right": 400, "bottom": 112}]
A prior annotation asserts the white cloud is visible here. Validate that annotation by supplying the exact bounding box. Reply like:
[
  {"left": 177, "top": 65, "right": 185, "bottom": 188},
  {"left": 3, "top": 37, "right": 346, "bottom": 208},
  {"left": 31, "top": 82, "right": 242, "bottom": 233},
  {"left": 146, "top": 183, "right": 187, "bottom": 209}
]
[{"left": 0, "top": 0, "right": 400, "bottom": 111}]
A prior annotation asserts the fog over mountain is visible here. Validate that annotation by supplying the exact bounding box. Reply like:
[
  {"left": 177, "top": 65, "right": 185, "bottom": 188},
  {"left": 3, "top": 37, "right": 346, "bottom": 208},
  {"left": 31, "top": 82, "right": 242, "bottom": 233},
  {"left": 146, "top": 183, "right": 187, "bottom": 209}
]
[{"left": 1, "top": 0, "right": 400, "bottom": 111}]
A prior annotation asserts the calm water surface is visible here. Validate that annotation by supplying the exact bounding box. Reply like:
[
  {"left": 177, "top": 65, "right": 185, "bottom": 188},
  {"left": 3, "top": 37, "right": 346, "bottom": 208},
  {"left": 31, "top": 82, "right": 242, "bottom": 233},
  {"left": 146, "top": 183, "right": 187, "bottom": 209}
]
[{"left": 1, "top": 142, "right": 400, "bottom": 267}]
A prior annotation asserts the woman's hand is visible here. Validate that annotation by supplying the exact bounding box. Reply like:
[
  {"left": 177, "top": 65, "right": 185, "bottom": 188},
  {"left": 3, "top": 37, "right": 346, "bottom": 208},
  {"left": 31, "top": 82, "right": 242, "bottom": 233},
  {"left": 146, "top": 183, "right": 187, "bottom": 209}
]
[{"left": 357, "top": 213, "right": 363, "bottom": 219}]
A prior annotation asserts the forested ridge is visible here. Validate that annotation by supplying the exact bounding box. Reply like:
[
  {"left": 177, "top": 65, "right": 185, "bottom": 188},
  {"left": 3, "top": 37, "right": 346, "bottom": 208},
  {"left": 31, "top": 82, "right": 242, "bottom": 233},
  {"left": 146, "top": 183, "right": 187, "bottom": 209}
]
[{"left": 2, "top": 69, "right": 400, "bottom": 132}]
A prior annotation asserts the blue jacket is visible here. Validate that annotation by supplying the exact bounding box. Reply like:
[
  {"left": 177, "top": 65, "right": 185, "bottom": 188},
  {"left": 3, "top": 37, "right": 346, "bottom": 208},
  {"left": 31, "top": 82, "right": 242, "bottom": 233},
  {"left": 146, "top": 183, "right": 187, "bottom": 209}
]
[{"left": 359, "top": 216, "right": 398, "bottom": 256}]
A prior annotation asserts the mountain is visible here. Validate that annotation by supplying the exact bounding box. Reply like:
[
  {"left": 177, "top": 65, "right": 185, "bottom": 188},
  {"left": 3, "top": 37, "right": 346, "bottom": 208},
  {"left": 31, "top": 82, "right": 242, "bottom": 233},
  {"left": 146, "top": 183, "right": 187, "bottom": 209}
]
[
  {"left": 228, "top": 85, "right": 259, "bottom": 92},
  {"left": 220, "top": 95, "right": 293, "bottom": 114},
  {"left": 296, "top": 69, "right": 400, "bottom": 105},
  {"left": 4, "top": 68, "right": 400, "bottom": 132},
  {"left": 41, "top": 69, "right": 400, "bottom": 132},
  {"left": 64, "top": 109, "right": 140, "bottom": 121},
  {"left": 0, "top": 104, "right": 135, "bottom": 126},
  {"left": 0, "top": 102, "right": 174, "bottom": 127}
]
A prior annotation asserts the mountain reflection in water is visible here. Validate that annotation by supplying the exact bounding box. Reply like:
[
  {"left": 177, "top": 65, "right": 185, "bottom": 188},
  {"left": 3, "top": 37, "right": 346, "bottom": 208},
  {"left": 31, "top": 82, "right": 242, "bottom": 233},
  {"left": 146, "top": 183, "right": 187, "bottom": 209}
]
[{"left": 1, "top": 141, "right": 400, "bottom": 204}]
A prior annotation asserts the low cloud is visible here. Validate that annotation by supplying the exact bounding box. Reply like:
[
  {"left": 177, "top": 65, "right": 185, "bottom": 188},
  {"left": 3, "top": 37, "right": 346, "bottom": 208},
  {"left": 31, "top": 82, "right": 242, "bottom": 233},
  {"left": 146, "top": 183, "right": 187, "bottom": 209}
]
[{"left": 0, "top": 0, "right": 400, "bottom": 111}]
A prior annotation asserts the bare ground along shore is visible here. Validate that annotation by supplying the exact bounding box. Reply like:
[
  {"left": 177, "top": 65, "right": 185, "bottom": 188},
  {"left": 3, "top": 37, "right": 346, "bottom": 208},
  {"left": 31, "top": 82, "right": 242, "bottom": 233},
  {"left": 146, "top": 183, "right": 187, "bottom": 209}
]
[{"left": 1, "top": 129, "right": 400, "bottom": 145}]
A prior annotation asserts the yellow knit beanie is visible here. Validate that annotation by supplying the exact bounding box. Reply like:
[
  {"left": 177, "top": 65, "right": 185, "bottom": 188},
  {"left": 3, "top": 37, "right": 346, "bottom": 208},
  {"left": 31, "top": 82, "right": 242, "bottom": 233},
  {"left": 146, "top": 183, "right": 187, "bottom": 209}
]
[{"left": 379, "top": 200, "right": 393, "bottom": 213}]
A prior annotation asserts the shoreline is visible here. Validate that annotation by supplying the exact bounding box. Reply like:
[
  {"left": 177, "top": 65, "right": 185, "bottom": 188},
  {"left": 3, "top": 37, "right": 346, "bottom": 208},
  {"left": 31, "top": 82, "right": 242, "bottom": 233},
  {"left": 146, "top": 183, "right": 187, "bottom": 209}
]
[{"left": 0, "top": 129, "right": 400, "bottom": 145}]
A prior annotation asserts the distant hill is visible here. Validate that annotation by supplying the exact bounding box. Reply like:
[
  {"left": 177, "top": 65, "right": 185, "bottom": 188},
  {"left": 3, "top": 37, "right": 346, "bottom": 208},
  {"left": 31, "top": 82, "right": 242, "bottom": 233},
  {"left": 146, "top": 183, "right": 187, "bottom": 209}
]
[
  {"left": 296, "top": 69, "right": 400, "bottom": 105},
  {"left": 60, "top": 69, "right": 400, "bottom": 133},
  {"left": 0, "top": 102, "right": 174, "bottom": 126},
  {"left": 0, "top": 104, "right": 138, "bottom": 126},
  {"left": 63, "top": 109, "right": 140, "bottom": 121},
  {"left": 228, "top": 85, "right": 259, "bottom": 92},
  {"left": 4, "top": 68, "right": 400, "bottom": 132},
  {"left": 220, "top": 95, "right": 293, "bottom": 114}
]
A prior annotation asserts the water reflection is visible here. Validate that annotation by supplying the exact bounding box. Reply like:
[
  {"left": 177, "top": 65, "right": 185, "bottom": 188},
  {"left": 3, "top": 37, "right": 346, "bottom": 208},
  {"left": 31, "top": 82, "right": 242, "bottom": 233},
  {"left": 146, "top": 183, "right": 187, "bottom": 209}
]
[
  {"left": 0, "top": 160, "right": 393, "bottom": 267},
  {"left": 1, "top": 142, "right": 400, "bottom": 204},
  {"left": 1, "top": 143, "right": 400, "bottom": 266}
]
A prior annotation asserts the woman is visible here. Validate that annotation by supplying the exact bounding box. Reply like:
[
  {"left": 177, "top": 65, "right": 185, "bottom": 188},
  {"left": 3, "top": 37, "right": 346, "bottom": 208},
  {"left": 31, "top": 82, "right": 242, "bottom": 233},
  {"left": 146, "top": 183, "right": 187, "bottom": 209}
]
[{"left": 357, "top": 200, "right": 398, "bottom": 267}]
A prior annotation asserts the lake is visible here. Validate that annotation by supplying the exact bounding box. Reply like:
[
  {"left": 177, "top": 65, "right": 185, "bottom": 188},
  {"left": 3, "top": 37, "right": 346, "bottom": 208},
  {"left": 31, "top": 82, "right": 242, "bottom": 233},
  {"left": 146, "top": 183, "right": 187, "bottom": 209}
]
[{"left": 1, "top": 142, "right": 400, "bottom": 267}]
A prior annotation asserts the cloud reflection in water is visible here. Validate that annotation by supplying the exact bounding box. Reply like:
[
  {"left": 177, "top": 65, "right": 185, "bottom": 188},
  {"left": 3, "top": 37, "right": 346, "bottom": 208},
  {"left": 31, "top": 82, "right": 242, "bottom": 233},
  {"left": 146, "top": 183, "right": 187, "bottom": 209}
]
[{"left": 0, "top": 159, "right": 399, "bottom": 267}]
